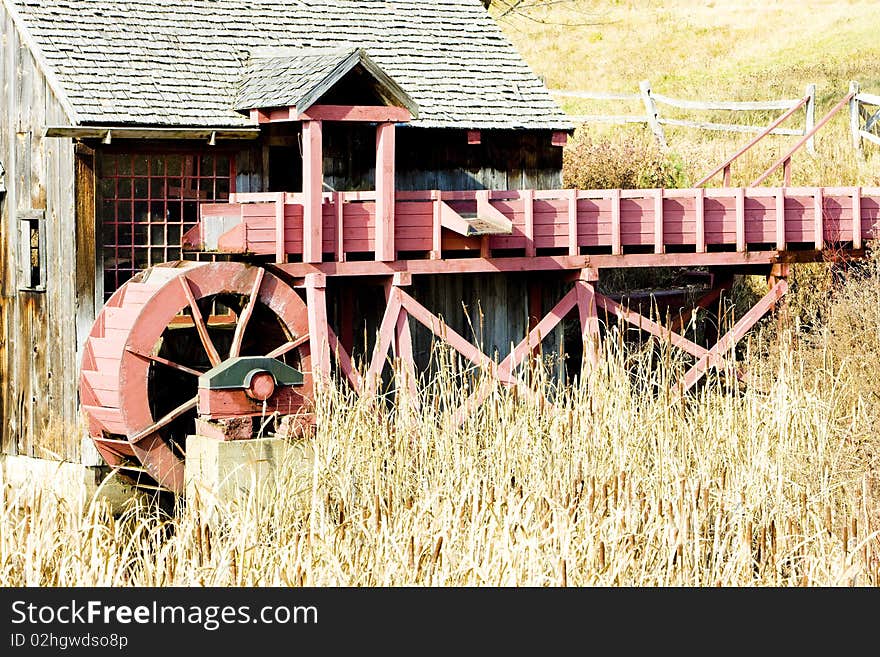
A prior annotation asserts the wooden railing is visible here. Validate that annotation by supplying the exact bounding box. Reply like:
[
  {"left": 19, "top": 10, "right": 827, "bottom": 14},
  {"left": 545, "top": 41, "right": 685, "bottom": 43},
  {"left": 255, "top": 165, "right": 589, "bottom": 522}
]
[{"left": 189, "top": 186, "right": 880, "bottom": 264}]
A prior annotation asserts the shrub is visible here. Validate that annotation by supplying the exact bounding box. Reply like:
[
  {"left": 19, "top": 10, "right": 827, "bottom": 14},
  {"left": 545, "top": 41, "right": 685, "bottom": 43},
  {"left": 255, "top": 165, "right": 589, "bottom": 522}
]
[{"left": 562, "top": 128, "right": 687, "bottom": 190}]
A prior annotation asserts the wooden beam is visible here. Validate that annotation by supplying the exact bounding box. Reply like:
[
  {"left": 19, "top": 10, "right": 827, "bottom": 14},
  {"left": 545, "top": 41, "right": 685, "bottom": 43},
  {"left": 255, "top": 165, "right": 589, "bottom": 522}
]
[
  {"left": 679, "top": 279, "right": 788, "bottom": 393},
  {"left": 694, "top": 187, "right": 706, "bottom": 253},
  {"left": 375, "top": 122, "right": 396, "bottom": 262},
  {"left": 302, "top": 120, "right": 323, "bottom": 263},
  {"left": 305, "top": 273, "right": 331, "bottom": 383},
  {"left": 277, "top": 251, "right": 786, "bottom": 278},
  {"left": 298, "top": 104, "right": 412, "bottom": 122},
  {"left": 852, "top": 187, "right": 862, "bottom": 250}
]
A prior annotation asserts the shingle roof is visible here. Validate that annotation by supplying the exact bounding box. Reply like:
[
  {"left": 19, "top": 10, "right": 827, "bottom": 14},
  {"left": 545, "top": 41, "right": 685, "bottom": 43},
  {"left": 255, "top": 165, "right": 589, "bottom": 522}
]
[
  {"left": 235, "top": 47, "right": 418, "bottom": 117},
  {"left": 6, "top": 0, "right": 572, "bottom": 130}
]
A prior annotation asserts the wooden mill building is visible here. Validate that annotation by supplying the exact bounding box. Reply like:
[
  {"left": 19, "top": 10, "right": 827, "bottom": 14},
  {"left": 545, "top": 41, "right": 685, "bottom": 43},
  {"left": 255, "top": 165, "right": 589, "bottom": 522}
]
[{"left": 0, "top": 0, "right": 572, "bottom": 468}]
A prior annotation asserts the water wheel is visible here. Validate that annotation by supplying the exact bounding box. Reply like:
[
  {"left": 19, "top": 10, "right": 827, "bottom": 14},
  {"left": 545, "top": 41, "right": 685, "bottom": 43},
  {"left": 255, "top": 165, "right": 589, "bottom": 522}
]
[{"left": 79, "top": 261, "right": 312, "bottom": 493}]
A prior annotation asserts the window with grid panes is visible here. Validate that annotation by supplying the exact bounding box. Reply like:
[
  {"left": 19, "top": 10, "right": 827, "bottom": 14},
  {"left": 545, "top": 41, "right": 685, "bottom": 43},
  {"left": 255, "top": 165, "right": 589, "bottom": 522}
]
[{"left": 96, "top": 151, "right": 234, "bottom": 299}]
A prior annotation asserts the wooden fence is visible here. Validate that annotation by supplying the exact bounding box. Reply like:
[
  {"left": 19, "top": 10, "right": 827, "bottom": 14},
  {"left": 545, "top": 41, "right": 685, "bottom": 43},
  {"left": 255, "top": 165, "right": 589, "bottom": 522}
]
[
  {"left": 553, "top": 80, "right": 818, "bottom": 152},
  {"left": 850, "top": 81, "right": 880, "bottom": 152}
]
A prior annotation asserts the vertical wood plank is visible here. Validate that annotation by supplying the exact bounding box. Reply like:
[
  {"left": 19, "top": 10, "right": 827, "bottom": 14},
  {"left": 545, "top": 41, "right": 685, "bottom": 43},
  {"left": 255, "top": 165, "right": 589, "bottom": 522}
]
[
  {"left": 567, "top": 188, "right": 578, "bottom": 256},
  {"left": 335, "top": 191, "right": 344, "bottom": 262},
  {"left": 814, "top": 187, "right": 824, "bottom": 250},
  {"left": 523, "top": 188, "right": 535, "bottom": 257},
  {"left": 775, "top": 188, "right": 786, "bottom": 251},
  {"left": 477, "top": 189, "right": 491, "bottom": 258},
  {"left": 375, "top": 122, "right": 396, "bottom": 262},
  {"left": 735, "top": 187, "right": 745, "bottom": 252},
  {"left": 611, "top": 188, "right": 621, "bottom": 255},
  {"left": 305, "top": 273, "right": 331, "bottom": 384},
  {"left": 302, "top": 119, "right": 323, "bottom": 263},
  {"left": 694, "top": 187, "right": 705, "bottom": 253},
  {"left": 852, "top": 186, "right": 862, "bottom": 250},
  {"left": 274, "top": 191, "right": 285, "bottom": 264},
  {"left": 654, "top": 188, "right": 664, "bottom": 254},
  {"left": 430, "top": 190, "right": 441, "bottom": 259}
]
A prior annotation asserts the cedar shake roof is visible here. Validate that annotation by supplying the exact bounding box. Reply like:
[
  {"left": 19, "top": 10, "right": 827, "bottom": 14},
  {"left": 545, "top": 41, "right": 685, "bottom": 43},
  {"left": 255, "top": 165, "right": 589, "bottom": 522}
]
[
  {"left": 235, "top": 47, "right": 418, "bottom": 117},
  {"left": 6, "top": 0, "right": 572, "bottom": 130}
]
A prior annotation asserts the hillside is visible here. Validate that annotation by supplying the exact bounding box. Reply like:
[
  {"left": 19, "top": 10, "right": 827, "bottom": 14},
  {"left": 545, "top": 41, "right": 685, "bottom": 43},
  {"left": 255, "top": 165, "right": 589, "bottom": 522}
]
[{"left": 493, "top": 0, "right": 880, "bottom": 188}]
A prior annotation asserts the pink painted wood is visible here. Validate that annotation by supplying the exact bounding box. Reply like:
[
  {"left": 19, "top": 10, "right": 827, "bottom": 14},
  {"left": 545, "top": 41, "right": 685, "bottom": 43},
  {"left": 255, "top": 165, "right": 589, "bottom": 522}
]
[
  {"left": 305, "top": 273, "right": 331, "bottom": 383},
  {"left": 298, "top": 105, "right": 412, "bottom": 122},
  {"left": 201, "top": 186, "right": 880, "bottom": 271},
  {"left": 302, "top": 120, "right": 323, "bottom": 263},
  {"left": 679, "top": 279, "right": 788, "bottom": 393},
  {"left": 375, "top": 122, "right": 396, "bottom": 262}
]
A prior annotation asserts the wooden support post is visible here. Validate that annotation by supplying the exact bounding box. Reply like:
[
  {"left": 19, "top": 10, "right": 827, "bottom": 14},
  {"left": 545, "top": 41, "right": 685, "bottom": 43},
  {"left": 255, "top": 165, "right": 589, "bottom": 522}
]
[
  {"left": 814, "top": 187, "right": 824, "bottom": 250},
  {"left": 694, "top": 187, "right": 706, "bottom": 253},
  {"left": 611, "top": 188, "right": 622, "bottom": 255},
  {"left": 274, "top": 192, "right": 286, "bottom": 264},
  {"left": 639, "top": 79, "right": 667, "bottom": 150},
  {"left": 568, "top": 188, "right": 578, "bottom": 256},
  {"left": 852, "top": 187, "right": 862, "bottom": 250},
  {"left": 302, "top": 120, "right": 323, "bottom": 264},
  {"left": 805, "top": 83, "right": 817, "bottom": 155},
  {"left": 366, "top": 286, "right": 403, "bottom": 394},
  {"left": 384, "top": 272, "right": 417, "bottom": 401},
  {"left": 523, "top": 188, "right": 536, "bottom": 257},
  {"left": 850, "top": 81, "right": 862, "bottom": 153},
  {"left": 575, "top": 268, "right": 600, "bottom": 370},
  {"left": 654, "top": 188, "right": 664, "bottom": 254},
  {"left": 375, "top": 121, "right": 396, "bottom": 262},
  {"left": 735, "top": 187, "right": 746, "bottom": 252},
  {"left": 775, "top": 188, "right": 786, "bottom": 251},
  {"left": 430, "top": 190, "right": 442, "bottom": 259},
  {"left": 335, "top": 191, "right": 345, "bottom": 262},
  {"left": 305, "top": 273, "right": 331, "bottom": 385},
  {"left": 477, "top": 190, "right": 492, "bottom": 259}
]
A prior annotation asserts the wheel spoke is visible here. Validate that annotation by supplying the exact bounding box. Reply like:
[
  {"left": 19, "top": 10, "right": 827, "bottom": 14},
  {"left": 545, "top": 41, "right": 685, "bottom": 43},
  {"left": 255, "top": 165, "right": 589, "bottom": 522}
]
[
  {"left": 265, "top": 333, "right": 309, "bottom": 358},
  {"left": 126, "top": 346, "right": 204, "bottom": 377},
  {"left": 229, "top": 267, "right": 265, "bottom": 358},
  {"left": 178, "top": 275, "right": 222, "bottom": 367},
  {"left": 128, "top": 395, "right": 198, "bottom": 445}
]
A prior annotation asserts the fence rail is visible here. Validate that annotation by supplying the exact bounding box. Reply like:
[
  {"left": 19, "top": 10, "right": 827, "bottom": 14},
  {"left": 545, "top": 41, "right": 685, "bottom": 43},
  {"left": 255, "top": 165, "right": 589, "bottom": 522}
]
[
  {"left": 552, "top": 80, "right": 816, "bottom": 153},
  {"left": 850, "top": 81, "right": 880, "bottom": 150},
  {"left": 555, "top": 80, "right": 880, "bottom": 158}
]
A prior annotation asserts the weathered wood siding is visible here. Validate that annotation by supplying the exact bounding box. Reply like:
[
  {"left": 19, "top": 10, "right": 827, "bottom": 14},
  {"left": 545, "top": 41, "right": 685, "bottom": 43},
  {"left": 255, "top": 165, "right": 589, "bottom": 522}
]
[
  {"left": 0, "top": 3, "right": 79, "bottom": 460},
  {"left": 265, "top": 125, "right": 563, "bottom": 193}
]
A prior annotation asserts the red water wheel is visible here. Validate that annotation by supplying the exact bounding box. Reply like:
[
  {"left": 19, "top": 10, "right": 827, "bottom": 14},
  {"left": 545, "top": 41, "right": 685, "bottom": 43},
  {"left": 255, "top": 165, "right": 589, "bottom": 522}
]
[{"left": 79, "top": 261, "right": 312, "bottom": 494}]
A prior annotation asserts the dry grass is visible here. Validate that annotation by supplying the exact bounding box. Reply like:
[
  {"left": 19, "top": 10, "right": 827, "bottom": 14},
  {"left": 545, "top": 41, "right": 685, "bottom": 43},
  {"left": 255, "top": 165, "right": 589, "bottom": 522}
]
[
  {"left": 2, "top": 259, "right": 879, "bottom": 586},
  {"left": 494, "top": 0, "right": 880, "bottom": 188}
]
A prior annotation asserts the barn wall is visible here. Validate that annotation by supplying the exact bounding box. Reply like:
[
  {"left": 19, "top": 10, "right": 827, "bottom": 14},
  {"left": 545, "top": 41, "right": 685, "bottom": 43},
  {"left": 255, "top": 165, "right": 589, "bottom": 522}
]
[
  {"left": 265, "top": 125, "right": 563, "bottom": 193},
  {"left": 0, "top": 4, "right": 79, "bottom": 461}
]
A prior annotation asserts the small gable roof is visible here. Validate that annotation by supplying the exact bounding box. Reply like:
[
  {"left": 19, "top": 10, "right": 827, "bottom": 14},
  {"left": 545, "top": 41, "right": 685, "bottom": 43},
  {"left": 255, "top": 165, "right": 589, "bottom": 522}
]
[
  {"left": 235, "top": 47, "right": 419, "bottom": 117},
  {"left": 4, "top": 0, "right": 572, "bottom": 131}
]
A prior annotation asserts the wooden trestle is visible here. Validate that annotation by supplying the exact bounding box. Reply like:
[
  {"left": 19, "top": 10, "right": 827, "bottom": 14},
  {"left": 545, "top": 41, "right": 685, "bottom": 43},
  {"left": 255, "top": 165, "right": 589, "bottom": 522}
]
[{"left": 183, "top": 183, "right": 880, "bottom": 414}]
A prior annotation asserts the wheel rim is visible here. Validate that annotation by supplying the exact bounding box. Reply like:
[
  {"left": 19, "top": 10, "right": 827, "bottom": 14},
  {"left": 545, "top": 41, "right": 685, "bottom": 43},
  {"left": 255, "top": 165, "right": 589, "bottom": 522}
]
[{"left": 80, "top": 261, "right": 312, "bottom": 493}]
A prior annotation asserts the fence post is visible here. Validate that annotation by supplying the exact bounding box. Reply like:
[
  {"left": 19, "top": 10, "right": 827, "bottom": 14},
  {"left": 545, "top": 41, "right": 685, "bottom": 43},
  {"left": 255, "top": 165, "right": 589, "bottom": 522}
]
[
  {"left": 639, "top": 79, "right": 668, "bottom": 150},
  {"left": 805, "top": 84, "right": 816, "bottom": 155},
  {"left": 850, "top": 80, "right": 862, "bottom": 153}
]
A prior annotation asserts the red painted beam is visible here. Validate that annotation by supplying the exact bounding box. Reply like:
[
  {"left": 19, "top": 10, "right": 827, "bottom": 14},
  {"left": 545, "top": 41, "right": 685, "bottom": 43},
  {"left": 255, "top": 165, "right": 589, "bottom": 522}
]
[
  {"left": 302, "top": 120, "right": 323, "bottom": 263},
  {"left": 298, "top": 104, "right": 412, "bottom": 122},
  {"left": 375, "top": 122, "right": 396, "bottom": 262}
]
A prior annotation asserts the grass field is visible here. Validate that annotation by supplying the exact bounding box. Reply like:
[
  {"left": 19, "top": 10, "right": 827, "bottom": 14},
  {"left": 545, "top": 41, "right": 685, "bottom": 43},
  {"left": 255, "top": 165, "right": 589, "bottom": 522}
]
[
  {"left": 1, "top": 1, "right": 878, "bottom": 587},
  {"left": 495, "top": 0, "right": 880, "bottom": 188}
]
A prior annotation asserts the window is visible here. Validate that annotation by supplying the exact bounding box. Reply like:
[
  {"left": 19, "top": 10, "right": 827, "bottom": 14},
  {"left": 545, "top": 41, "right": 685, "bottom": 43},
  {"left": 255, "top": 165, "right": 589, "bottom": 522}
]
[
  {"left": 96, "top": 151, "right": 235, "bottom": 299},
  {"left": 18, "top": 210, "right": 45, "bottom": 292}
]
